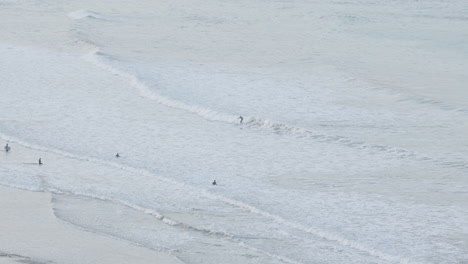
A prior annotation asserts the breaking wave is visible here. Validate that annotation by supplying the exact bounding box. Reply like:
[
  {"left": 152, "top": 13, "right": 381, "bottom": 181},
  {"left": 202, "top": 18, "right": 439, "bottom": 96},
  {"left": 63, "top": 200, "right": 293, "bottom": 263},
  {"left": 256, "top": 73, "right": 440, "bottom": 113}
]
[{"left": 80, "top": 48, "right": 468, "bottom": 171}]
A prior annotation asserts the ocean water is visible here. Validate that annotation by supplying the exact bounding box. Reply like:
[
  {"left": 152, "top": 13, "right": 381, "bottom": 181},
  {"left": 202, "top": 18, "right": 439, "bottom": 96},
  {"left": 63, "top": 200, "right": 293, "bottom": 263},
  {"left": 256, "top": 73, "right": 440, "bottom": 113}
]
[{"left": 1, "top": 0, "right": 468, "bottom": 263}]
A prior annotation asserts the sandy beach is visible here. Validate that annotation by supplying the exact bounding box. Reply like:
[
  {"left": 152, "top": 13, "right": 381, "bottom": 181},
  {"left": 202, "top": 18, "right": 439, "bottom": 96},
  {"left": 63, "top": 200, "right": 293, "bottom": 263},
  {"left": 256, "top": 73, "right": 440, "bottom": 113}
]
[{"left": 0, "top": 184, "right": 183, "bottom": 264}]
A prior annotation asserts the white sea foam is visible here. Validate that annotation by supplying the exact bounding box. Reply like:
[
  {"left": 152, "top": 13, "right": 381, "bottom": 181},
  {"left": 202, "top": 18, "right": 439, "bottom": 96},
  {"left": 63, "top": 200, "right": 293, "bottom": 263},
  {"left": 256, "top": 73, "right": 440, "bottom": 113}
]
[
  {"left": 0, "top": 132, "right": 421, "bottom": 264},
  {"left": 2, "top": 0, "right": 468, "bottom": 263}
]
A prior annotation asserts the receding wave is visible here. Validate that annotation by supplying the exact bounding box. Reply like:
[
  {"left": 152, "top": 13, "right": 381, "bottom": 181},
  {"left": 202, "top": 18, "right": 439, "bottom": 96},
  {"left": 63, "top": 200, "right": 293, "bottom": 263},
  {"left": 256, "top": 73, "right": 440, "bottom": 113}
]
[
  {"left": 50, "top": 190, "right": 302, "bottom": 264},
  {"left": 0, "top": 251, "right": 49, "bottom": 264}
]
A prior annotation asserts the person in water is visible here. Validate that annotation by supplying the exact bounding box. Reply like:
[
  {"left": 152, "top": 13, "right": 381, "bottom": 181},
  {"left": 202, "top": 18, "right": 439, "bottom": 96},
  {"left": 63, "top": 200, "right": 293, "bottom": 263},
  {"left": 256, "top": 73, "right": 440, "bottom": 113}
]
[
  {"left": 212, "top": 180, "right": 217, "bottom": 185},
  {"left": 116, "top": 153, "right": 120, "bottom": 158},
  {"left": 238, "top": 116, "right": 243, "bottom": 124},
  {"left": 38, "top": 158, "right": 42, "bottom": 165},
  {"left": 4, "top": 143, "right": 10, "bottom": 152}
]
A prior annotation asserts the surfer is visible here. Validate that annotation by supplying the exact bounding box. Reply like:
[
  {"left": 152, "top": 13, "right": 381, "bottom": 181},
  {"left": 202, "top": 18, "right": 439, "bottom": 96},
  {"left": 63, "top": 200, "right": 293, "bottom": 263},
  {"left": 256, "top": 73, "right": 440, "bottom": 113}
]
[
  {"left": 116, "top": 153, "right": 120, "bottom": 158},
  {"left": 38, "top": 158, "right": 42, "bottom": 165},
  {"left": 212, "top": 180, "right": 217, "bottom": 185},
  {"left": 4, "top": 143, "right": 10, "bottom": 152},
  {"left": 238, "top": 116, "right": 243, "bottom": 124}
]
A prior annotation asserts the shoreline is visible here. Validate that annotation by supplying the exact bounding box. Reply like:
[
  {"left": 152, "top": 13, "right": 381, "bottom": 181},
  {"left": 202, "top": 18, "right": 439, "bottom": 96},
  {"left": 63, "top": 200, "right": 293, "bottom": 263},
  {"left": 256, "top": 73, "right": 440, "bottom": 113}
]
[{"left": 0, "top": 185, "right": 183, "bottom": 264}]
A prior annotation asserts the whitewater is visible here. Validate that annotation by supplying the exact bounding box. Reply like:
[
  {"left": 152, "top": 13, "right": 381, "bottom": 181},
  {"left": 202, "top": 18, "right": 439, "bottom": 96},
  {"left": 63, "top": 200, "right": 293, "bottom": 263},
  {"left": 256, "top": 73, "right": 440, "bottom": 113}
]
[{"left": 1, "top": 0, "right": 468, "bottom": 263}]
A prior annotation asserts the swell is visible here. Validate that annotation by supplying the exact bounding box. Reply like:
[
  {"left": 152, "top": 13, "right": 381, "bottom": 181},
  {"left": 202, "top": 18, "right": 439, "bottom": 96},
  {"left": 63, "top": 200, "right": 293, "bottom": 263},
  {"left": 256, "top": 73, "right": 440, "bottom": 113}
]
[
  {"left": 399, "top": 95, "right": 468, "bottom": 113},
  {"left": 67, "top": 10, "right": 122, "bottom": 21},
  {"left": 80, "top": 48, "right": 468, "bottom": 172},
  {"left": 0, "top": 132, "right": 417, "bottom": 264},
  {"left": 370, "top": 85, "right": 468, "bottom": 114}
]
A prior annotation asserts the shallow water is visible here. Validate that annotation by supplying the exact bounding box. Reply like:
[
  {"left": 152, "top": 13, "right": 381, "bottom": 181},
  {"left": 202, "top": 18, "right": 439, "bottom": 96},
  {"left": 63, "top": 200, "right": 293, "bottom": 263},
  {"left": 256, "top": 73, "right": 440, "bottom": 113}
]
[{"left": 1, "top": 0, "right": 468, "bottom": 263}]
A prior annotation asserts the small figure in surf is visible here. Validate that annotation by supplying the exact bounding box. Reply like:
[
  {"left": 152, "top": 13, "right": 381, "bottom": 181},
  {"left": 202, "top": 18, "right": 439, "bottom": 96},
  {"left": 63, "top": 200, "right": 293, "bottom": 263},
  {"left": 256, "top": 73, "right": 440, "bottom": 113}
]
[
  {"left": 4, "top": 143, "right": 10, "bottom": 152},
  {"left": 238, "top": 116, "right": 243, "bottom": 124},
  {"left": 212, "top": 180, "right": 217, "bottom": 186},
  {"left": 38, "top": 158, "right": 42, "bottom": 165},
  {"left": 115, "top": 153, "right": 120, "bottom": 158}
]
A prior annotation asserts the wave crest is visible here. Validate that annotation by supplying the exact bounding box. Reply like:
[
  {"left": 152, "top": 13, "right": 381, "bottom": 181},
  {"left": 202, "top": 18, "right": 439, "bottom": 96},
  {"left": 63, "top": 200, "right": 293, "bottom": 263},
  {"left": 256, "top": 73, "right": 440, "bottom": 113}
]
[{"left": 68, "top": 10, "right": 111, "bottom": 21}]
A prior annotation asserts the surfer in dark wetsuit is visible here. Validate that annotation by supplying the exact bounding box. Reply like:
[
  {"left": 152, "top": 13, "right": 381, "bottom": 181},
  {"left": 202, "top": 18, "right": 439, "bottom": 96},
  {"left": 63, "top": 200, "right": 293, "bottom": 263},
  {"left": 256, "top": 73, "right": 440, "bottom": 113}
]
[
  {"left": 115, "top": 153, "right": 120, "bottom": 158},
  {"left": 38, "top": 158, "right": 42, "bottom": 165},
  {"left": 238, "top": 116, "right": 243, "bottom": 124},
  {"left": 4, "top": 144, "right": 10, "bottom": 152},
  {"left": 212, "top": 180, "right": 217, "bottom": 185}
]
